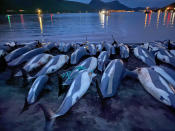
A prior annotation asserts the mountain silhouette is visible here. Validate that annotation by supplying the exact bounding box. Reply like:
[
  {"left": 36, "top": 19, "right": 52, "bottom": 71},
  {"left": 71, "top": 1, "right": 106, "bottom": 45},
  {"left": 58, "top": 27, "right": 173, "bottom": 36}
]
[
  {"left": 0, "top": 0, "right": 131, "bottom": 13},
  {"left": 89, "top": 0, "right": 131, "bottom": 10}
]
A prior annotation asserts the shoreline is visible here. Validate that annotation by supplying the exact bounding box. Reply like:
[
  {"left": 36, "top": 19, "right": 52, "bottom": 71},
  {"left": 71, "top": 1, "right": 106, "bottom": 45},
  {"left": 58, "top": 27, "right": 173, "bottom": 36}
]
[{"left": 0, "top": 40, "right": 175, "bottom": 131}]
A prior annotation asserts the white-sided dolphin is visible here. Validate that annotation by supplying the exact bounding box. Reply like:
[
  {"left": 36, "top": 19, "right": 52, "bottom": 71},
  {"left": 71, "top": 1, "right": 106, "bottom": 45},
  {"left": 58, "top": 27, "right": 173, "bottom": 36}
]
[
  {"left": 27, "top": 75, "right": 49, "bottom": 105},
  {"left": 0, "top": 50, "right": 6, "bottom": 57},
  {"left": 8, "top": 47, "right": 47, "bottom": 67},
  {"left": 84, "top": 44, "right": 97, "bottom": 56},
  {"left": 99, "top": 59, "right": 137, "bottom": 98},
  {"left": 63, "top": 57, "right": 97, "bottom": 85},
  {"left": 57, "top": 42, "right": 65, "bottom": 52},
  {"left": 20, "top": 75, "right": 49, "bottom": 113},
  {"left": 150, "top": 66, "right": 175, "bottom": 88},
  {"left": 134, "top": 46, "right": 156, "bottom": 66},
  {"left": 70, "top": 47, "right": 88, "bottom": 65},
  {"left": 0, "top": 45, "right": 11, "bottom": 52},
  {"left": 119, "top": 44, "right": 129, "bottom": 59},
  {"left": 96, "top": 43, "right": 103, "bottom": 53},
  {"left": 43, "top": 43, "right": 58, "bottom": 50},
  {"left": 15, "top": 54, "right": 53, "bottom": 77},
  {"left": 156, "top": 49, "right": 175, "bottom": 67},
  {"left": 39, "top": 70, "right": 96, "bottom": 131},
  {"left": 34, "top": 55, "right": 69, "bottom": 78},
  {"left": 97, "top": 51, "right": 109, "bottom": 72},
  {"left": 71, "top": 43, "right": 80, "bottom": 50},
  {"left": 5, "top": 41, "right": 16, "bottom": 48},
  {"left": 136, "top": 67, "right": 175, "bottom": 108},
  {"left": 104, "top": 42, "right": 116, "bottom": 55},
  {"left": 170, "top": 50, "right": 175, "bottom": 56},
  {"left": 5, "top": 46, "right": 36, "bottom": 62},
  {"left": 63, "top": 43, "right": 71, "bottom": 53},
  {"left": 146, "top": 42, "right": 167, "bottom": 52}
]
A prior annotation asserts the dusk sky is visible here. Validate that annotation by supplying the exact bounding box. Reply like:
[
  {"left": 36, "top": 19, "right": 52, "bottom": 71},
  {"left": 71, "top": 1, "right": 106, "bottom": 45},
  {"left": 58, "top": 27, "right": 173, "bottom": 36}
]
[{"left": 66, "top": 0, "right": 175, "bottom": 7}]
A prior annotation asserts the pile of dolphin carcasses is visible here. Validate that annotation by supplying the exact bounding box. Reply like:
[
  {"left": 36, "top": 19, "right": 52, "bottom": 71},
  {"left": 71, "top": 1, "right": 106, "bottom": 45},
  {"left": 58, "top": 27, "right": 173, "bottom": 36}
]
[
  {"left": 0, "top": 39, "right": 175, "bottom": 129},
  {"left": 134, "top": 40, "right": 175, "bottom": 108}
]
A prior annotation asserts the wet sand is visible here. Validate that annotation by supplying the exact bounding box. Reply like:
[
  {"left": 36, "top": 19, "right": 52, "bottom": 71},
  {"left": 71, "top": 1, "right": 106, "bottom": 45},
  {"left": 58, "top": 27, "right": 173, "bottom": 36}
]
[{"left": 0, "top": 44, "right": 175, "bottom": 131}]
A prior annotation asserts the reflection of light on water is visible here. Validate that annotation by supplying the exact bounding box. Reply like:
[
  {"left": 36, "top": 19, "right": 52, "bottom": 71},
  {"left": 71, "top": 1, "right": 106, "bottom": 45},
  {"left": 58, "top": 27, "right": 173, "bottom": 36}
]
[
  {"left": 167, "top": 12, "right": 171, "bottom": 26},
  {"left": 7, "top": 15, "right": 11, "bottom": 28},
  {"left": 171, "top": 12, "right": 175, "bottom": 25},
  {"left": 157, "top": 10, "right": 161, "bottom": 28},
  {"left": 99, "top": 13, "right": 108, "bottom": 29},
  {"left": 99, "top": 13, "right": 105, "bottom": 28},
  {"left": 148, "top": 12, "right": 152, "bottom": 26},
  {"left": 38, "top": 14, "right": 43, "bottom": 34},
  {"left": 106, "top": 15, "right": 108, "bottom": 26},
  {"left": 144, "top": 13, "right": 148, "bottom": 28},
  {"left": 50, "top": 14, "right": 53, "bottom": 24},
  {"left": 163, "top": 11, "right": 167, "bottom": 25},
  {"left": 20, "top": 14, "right": 24, "bottom": 26}
]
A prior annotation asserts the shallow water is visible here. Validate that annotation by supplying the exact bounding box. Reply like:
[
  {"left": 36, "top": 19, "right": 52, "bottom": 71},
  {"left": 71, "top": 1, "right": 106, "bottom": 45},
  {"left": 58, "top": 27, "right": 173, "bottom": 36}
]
[{"left": 0, "top": 12, "right": 175, "bottom": 43}]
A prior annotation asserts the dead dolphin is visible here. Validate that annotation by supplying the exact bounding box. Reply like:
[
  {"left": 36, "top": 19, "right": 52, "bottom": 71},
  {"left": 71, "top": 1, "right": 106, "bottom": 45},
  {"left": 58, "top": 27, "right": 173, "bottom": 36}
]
[
  {"left": 34, "top": 55, "right": 69, "bottom": 78},
  {"left": 97, "top": 51, "right": 109, "bottom": 72},
  {"left": 5, "top": 42, "right": 40, "bottom": 62},
  {"left": 119, "top": 44, "right": 129, "bottom": 59},
  {"left": 99, "top": 59, "right": 137, "bottom": 98},
  {"left": 170, "top": 50, "right": 175, "bottom": 56},
  {"left": 104, "top": 42, "right": 116, "bottom": 55},
  {"left": 27, "top": 75, "right": 49, "bottom": 105},
  {"left": 15, "top": 53, "right": 53, "bottom": 77},
  {"left": 96, "top": 43, "right": 103, "bottom": 53},
  {"left": 85, "top": 44, "right": 97, "bottom": 56},
  {"left": 8, "top": 47, "right": 47, "bottom": 67},
  {"left": 21, "top": 75, "right": 49, "bottom": 113},
  {"left": 151, "top": 66, "right": 175, "bottom": 88},
  {"left": 43, "top": 42, "right": 57, "bottom": 50},
  {"left": 0, "top": 50, "right": 6, "bottom": 57},
  {"left": 63, "top": 57, "right": 97, "bottom": 85},
  {"left": 63, "top": 43, "right": 71, "bottom": 53},
  {"left": 134, "top": 46, "right": 156, "bottom": 66},
  {"left": 39, "top": 70, "right": 96, "bottom": 131},
  {"left": 156, "top": 49, "right": 175, "bottom": 67},
  {"left": 70, "top": 47, "right": 88, "bottom": 65},
  {"left": 136, "top": 67, "right": 175, "bottom": 108}
]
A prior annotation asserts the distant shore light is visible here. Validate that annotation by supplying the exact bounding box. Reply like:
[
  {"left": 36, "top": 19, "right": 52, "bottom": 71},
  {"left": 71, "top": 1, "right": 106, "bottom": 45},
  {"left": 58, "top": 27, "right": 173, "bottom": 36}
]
[{"left": 36, "top": 9, "right": 42, "bottom": 14}]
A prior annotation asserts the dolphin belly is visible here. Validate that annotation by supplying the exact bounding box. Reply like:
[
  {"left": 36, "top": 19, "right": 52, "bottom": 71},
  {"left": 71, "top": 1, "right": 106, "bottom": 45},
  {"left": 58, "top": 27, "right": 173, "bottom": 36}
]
[
  {"left": 27, "top": 75, "right": 48, "bottom": 104},
  {"left": 8, "top": 48, "right": 47, "bottom": 67}
]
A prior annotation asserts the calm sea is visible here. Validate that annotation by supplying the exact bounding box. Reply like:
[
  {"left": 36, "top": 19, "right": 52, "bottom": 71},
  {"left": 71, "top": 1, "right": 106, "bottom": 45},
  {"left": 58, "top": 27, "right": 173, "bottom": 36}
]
[{"left": 0, "top": 12, "right": 175, "bottom": 43}]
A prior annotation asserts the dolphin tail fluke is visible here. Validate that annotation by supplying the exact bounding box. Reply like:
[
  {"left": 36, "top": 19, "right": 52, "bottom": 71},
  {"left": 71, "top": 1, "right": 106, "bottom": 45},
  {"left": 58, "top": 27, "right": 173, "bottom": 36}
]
[
  {"left": 21, "top": 68, "right": 29, "bottom": 85},
  {"left": 38, "top": 104, "right": 55, "bottom": 131},
  {"left": 124, "top": 69, "right": 138, "bottom": 79},
  {"left": 20, "top": 97, "right": 30, "bottom": 114}
]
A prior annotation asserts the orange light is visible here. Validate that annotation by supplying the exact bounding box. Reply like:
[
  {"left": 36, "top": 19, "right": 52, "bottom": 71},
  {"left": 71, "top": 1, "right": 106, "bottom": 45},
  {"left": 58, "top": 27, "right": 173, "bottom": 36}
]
[
  {"left": 36, "top": 9, "right": 42, "bottom": 14},
  {"left": 19, "top": 9, "right": 24, "bottom": 12}
]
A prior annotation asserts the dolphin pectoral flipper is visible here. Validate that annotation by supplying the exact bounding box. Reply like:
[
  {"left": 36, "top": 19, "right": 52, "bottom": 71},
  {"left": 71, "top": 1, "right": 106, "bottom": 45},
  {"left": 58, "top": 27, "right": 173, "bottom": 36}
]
[
  {"left": 94, "top": 77, "right": 104, "bottom": 100},
  {"left": 124, "top": 69, "right": 138, "bottom": 79},
  {"left": 38, "top": 104, "right": 55, "bottom": 131},
  {"left": 21, "top": 68, "right": 29, "bottom": 86}
]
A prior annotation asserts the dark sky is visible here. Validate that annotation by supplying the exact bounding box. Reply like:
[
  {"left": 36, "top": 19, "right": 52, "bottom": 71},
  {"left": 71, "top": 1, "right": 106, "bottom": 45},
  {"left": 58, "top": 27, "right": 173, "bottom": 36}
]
[{"left": 66, "top": 0, "right": 175, "bottom": 7}]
